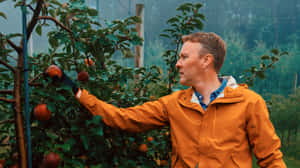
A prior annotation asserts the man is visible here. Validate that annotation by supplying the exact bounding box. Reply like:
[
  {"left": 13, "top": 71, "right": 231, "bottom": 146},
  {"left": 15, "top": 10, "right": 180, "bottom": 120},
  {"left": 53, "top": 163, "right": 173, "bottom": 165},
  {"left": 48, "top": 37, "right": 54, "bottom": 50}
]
[{"left": 48, "top": 32, "right": 286, "bottom": 168}]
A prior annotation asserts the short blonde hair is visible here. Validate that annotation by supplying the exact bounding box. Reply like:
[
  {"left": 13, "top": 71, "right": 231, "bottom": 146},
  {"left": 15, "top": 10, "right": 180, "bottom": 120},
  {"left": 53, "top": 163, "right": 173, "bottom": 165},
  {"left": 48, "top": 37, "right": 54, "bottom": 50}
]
[{"left": 182, "top": 32, "right": 226, "bottom": 73}]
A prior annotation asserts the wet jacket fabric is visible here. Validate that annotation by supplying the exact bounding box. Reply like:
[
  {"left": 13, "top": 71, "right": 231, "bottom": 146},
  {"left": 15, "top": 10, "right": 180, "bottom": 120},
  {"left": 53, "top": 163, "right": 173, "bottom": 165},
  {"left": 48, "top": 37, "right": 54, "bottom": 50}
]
[{"left": 76, "top": 76, "right": 286, "bottom": 168}]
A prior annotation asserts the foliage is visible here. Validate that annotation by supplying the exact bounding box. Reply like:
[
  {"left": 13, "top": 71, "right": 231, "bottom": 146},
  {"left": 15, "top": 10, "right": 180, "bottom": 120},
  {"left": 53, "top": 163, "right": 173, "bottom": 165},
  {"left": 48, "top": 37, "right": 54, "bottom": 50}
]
[
  {"left": 221, "top": 31, "right": 300, "bottom": 96},
  {"left": 160, "top": 2, "right": 205, "bottom": 93},
  {"left": 0, "top": 0, "right": 175, "bottom": 167},
  {"left": 269, "top": 88, "right": 300, "bottom": 159},
  {"left": 239, "top": 48, "right": 288, "bottom": 86}
]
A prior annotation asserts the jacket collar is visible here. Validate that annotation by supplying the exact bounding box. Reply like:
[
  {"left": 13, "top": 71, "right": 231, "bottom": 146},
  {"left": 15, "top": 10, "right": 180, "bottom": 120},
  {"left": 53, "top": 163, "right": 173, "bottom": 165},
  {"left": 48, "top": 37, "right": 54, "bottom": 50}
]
[{"left": 178, "top": 76, "right": 245, "bottom": 114}]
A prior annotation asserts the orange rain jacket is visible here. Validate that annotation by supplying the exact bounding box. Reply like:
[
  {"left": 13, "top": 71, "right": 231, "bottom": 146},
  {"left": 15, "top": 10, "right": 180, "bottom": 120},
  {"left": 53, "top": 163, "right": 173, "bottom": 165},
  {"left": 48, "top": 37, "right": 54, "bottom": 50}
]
[{"left": 76, "top": 76, "right": 286, "bottom": 168}]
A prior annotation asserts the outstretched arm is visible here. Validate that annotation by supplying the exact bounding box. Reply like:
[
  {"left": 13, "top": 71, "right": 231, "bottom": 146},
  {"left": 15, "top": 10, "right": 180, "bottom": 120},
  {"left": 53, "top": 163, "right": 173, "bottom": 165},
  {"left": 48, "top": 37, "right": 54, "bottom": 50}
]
[
  {"left": 76, "top": 89, "right": 169, "bottom": 132},
  {"left": 45, "top": 65, "right": 169, "bottom": 132}
]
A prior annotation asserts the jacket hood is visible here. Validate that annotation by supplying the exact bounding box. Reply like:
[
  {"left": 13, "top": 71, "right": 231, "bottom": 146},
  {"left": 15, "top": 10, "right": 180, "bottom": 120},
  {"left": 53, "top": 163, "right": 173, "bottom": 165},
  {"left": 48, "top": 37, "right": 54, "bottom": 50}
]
[{"left": 178, "top": 76, "right": 245, "bottom": 113}]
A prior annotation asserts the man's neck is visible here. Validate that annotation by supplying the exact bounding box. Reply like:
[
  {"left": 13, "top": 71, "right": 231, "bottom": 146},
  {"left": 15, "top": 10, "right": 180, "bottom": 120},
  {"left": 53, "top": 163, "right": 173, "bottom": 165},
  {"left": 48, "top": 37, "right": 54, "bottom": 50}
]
[{"left": 193, "top": 74, "right": 221, "bottom": 104}]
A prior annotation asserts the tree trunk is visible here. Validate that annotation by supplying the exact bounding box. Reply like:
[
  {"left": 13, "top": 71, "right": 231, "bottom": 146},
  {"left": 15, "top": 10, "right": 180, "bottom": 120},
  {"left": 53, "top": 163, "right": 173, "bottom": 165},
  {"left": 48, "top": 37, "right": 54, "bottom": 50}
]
[
  {"left": 294, "top": 73, "right": 297, "bottom": 94},
  {"left": 287, "top": 129, "right": 292, "bottom": 147},
  {"left": 14, "top": 53, "right": 27, "bottom": 168},
  {"left": 281, "top": 131, "right": 285, "bottom": 148},
  {"left": 135, "top": 4, "right": 144, "bottom": 68},
  {"left": 294, "top": 127, "right": 298, "bottom": 145}
]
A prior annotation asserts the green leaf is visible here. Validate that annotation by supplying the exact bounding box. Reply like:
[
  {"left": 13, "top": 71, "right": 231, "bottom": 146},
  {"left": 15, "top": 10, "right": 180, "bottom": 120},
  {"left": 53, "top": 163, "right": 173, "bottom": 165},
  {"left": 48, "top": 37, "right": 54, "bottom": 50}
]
[
  {"left": 90, "top": 127, "right": 103, "bottom": 136},
  {"left": 35, "top": 24, "right": 42, "bottom": 36},
  {"left": 121, "top": 48, "right": 134, "bottom": 58},
  {"left": 70, "top": 1, "right": 85, "bottom": 10},
  {"left": 167, "top": 17, "right": 179, "bottom": 24},
  {"left": 256, "top": 71, "right": 265, "bottom": 79},
  {"left": 106, "top": 34, "right": 118, "bottom": 43},
  {"left": 58, "top": 85, "right": 73, "bottom": 92},
  {"left": 192, "top": 20, "right": 204, "bottom": 30},
  {"left": 49, "top": 37, "right": 59, "bottom": 48},
  {"left": 90, "top": 164, "right": 102, "bottom": 168},
  {"left": 56, "top": 94, "right": 66, "bottom": 101},
  {"left": 194, "top": 13, "right": 205, "bottom": 20},
  {"left": 71, "top": 125, "right": 79, "bottom": 132},
  {"left": 80, "top": 135, "right": 89, "bottom": 150},
  {"left": 271, "top": 56, "right": 279, "bottom": 62},
  {"left": 50, "top": 0, "right": 61, "bottom": 6},
  {"left": 6, "top": 33, "right": 22, "bottom": 39},
  {"left": 0, "top": 12, "right": 7, "bottom": 20},
  {"left": 250, "top": 66, "right": 258, "bottom": 73},
  {"left": 261, "top": 55, "right": 270, "bottom": 60},
  {"left": 47, "top": 103, "right": 56, "bottom": 113},
  {"left": 195, "top": 3, "right": 203, "bottom": 9},
  {"left": 46, "top": 131, "right": 58, "bottom": 140},
  {"left": 177, "top": 3, "right": 192, "bottom": 12},
  {"left": 270, "top": 48, "right": 279, "bottom": 55},
  {"left": 280, "top": 51, "right": 289, "bottom": 56},
  {"left": 49, "top": 9, "right": 56, "bottom": 17},
  {"left": 14, "top": 1, "right": 23, "bottom": 7},
  {"left": 130, "top": 34, "right": 143, "bottom": 45},
  {"left": 87, "top": 9, "right": 98, "bottom": 16},
  {"left": 163, "top": 29, "right": 176, "bottom": 33},
  {"left": 160, "top": 34, "right": 170, "bottom": 38},
  {"left": 0, "top": 67, "right": 8, "bottom": 72},
  {"left": 59, "top": 138, "right": 75, "bottom": 151},
  {"left": 86, "top": 115, "right": 102, "bottom": 126},
  {"left": 0, "top": 0, "right": 7, "bottom": 3},
  {"left": 129, "top": 16, "right": 141, "bottom": 23}
]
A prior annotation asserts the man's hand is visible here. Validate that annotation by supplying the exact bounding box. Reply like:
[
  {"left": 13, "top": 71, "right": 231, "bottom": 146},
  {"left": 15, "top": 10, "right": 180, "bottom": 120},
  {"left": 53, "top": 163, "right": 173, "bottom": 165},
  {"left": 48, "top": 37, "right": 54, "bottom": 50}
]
[{"left": 45, "top": 65, "right": 79, "bottom": 95}]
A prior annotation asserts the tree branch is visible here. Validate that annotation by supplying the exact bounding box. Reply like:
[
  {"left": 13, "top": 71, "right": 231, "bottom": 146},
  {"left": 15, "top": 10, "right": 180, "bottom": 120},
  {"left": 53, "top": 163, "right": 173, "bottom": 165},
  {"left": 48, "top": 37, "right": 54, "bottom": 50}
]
[
  {"left": 0, "top": 97, "right": 15, "bottom": 103},
  {"left": 19, "top": 73, "right": 44, "bottom": 87},
  {"left": 29, "top": 72, "right": 43, "bottom": 84},
  {"left": 1, "top": 32, "right": 22, "bottom": 53},
  {"left": 26, "top": 0, "right": 45, "bottom": 41},
  {"left": 27, "top": 4, "right": 35, "bottom": 12},
  {"left": 29, "top": 83, "right": 43, "bottom": 87},
  {"left": 0, "top": 60, "right": 16, "bottom": 73},
  {"left": 0, "top": 119, "right": 14, "bottom": 125},
  {"left": 38, "top": 16, "right": 72, "bottom": 34},
  {"left": 7, "top": 54, "right": 18, "bottom": 61},
  {"left": 5, "top": 38, "right": 22, "bottom": 54},
  {"left": 0, "top": 90, "right": 13, "bottom": 95}
]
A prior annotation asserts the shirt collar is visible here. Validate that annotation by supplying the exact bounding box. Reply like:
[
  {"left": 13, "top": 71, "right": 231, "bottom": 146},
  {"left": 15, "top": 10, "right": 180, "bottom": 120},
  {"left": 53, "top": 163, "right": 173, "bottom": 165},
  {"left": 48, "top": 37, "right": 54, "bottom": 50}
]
[{"left": 193, "top": 78, "right": 228, "bottom": 108}]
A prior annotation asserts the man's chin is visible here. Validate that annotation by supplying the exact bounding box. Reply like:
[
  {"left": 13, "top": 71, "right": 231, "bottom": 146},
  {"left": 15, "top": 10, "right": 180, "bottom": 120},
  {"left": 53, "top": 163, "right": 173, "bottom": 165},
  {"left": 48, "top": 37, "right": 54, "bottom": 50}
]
[{"left": 179, "top": 80, "right": 191, "bottom": 86}]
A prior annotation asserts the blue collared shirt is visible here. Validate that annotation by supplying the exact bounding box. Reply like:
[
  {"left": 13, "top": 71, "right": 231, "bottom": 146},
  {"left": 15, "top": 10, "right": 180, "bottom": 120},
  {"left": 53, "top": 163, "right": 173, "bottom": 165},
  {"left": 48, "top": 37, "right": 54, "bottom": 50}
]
[{"left": 194, "top": 79, "right": 227, "bottom": 111}]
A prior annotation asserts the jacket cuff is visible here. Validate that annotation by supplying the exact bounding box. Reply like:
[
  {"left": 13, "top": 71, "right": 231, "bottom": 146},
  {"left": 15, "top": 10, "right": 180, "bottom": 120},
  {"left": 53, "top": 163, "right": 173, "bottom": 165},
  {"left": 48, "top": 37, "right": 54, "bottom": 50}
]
[{"left": 75, "top": 89, "right": 82, "bottom": 99}]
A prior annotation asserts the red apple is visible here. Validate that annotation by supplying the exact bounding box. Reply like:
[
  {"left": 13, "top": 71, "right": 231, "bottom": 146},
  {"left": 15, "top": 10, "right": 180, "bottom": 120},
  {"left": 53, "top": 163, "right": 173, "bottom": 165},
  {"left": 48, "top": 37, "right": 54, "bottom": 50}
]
[
  {"left": 43, "top": 152, "right": 60, "bottom": 168},
  {"left": 77, "top": 71, "right": 89, "bottom": 82}
]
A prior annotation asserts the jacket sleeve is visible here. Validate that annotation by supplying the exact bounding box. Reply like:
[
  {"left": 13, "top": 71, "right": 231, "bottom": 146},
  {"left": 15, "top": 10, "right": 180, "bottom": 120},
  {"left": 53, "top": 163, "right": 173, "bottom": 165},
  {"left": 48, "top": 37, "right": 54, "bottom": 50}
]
[
  {"left": 246, "top": 96, "right": 286, "bottom": 168},
  {"left": 76, "top": 89, "right": 169, "bottom": 132}
]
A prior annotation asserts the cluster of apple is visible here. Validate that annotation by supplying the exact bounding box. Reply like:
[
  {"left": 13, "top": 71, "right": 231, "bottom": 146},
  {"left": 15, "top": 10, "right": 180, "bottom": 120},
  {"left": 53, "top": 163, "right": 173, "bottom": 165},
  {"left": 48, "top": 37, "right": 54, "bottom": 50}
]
[
  {"left": 22, "top": 59, "right": 94, "bottom": 167},
  {"left": 137, "top": 136, "right": 170, "bottom": 167},
  {"left": 46, "top": 58, "right": 93, "bottom": 83},
  {"left": 34, "top": 58, "right": 94, "bottom": 121},
  {"left": 0, "top": 152, "right": 59, "bottom": 168}
]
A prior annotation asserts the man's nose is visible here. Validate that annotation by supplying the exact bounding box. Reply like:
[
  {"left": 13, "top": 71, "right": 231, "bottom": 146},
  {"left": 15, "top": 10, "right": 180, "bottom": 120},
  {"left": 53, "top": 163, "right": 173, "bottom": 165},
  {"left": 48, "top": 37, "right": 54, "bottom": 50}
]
[{"left": 176, "top": 59, "right": 181, "bottom": 68}]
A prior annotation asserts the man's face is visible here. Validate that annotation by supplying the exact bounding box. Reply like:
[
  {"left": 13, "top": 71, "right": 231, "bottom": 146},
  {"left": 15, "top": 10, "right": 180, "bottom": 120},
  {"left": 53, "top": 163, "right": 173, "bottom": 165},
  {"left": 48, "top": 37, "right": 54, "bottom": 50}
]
[{"left": 176, "top": 41, "right": 206, "bottom": 86}]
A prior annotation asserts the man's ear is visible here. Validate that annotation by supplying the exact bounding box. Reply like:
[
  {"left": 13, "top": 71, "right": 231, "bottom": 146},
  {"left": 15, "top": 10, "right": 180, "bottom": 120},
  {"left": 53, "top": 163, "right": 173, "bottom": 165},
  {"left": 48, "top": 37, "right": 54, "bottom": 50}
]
[{"left": 203, "top": 54, "right": 214, "bottom": 67}]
